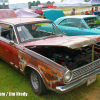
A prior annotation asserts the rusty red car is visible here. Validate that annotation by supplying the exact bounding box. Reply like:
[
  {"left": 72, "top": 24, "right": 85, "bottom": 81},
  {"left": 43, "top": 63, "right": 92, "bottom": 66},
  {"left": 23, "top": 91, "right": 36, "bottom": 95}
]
[{"left": 0, "top": 16, "right": 100, "bottom": 95}]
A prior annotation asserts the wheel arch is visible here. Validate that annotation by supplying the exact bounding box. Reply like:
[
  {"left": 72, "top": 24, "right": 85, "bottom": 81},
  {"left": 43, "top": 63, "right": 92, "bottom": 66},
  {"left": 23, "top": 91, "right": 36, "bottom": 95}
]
[
  {"left": 24, "top": 65, "right": 41, "bottom": 77},
  {"left": 24, "top": 65, "right": 49, "bottom": 89}
]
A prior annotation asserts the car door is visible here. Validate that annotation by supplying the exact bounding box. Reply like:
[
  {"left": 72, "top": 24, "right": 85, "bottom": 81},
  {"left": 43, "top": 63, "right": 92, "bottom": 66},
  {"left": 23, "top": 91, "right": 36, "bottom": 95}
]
[
  {"left": 57, "top": 18, "right": 89, "bottom": 36},
  {"left": 0, "top": 23, "right": 20, "bottom": 68},
  {"left": 78, "top": 21, "right": 91, "bottom": 35}
]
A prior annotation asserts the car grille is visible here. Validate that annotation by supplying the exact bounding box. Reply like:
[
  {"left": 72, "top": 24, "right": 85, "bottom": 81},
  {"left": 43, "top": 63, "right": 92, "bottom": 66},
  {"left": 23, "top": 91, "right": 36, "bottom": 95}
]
[{"left": 72, "top": 58, "right": 100, "bottom": 80}]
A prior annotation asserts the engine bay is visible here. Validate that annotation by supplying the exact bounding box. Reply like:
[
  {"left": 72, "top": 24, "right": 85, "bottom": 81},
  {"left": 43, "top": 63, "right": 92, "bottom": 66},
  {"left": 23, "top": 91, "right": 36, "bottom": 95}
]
[{"left": 27, "top": 46, "right": 99, "bottom": 70}]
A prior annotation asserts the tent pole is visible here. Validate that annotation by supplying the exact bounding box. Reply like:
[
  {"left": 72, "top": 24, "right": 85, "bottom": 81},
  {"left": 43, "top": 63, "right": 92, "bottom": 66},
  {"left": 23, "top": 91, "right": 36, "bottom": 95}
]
[
  {"left": 82, "top": 6, "right": 83, "bottom": 14},
  {"left": 67, "top": 6, "right": 68, "bottom": 16},
  {"left": 79, "top": 5, "right": 81, "bottom": 15}
]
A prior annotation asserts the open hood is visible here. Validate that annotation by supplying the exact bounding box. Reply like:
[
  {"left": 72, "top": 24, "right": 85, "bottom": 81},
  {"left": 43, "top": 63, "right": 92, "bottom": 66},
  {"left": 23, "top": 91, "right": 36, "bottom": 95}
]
[
  {"left": 21, "top": 35, "right": 100, "bottom": 49},
  {"left": 43, "top": 9, "right": 65, "bottom": 21}
]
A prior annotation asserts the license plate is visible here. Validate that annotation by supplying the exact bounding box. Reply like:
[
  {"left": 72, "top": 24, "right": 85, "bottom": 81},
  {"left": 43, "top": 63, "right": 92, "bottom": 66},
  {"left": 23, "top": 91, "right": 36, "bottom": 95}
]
[{"left": 87, "top": 75, "right": 97, "bottom": 86}]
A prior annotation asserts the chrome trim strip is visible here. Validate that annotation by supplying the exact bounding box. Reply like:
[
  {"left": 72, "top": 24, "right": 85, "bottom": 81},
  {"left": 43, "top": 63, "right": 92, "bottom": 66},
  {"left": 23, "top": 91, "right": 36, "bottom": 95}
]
[
  {"left": 10, "top": 62, "right": 13, "bottom": 65},
  {"left": 72, "top": 59, "right": 100, "bottom": 79},
  {"left": 13, "top": 25, "right": 19, "bottom": 44},
  {"left": 55, "top": 68, "right": 100, "bottom": 93},
  {"left": 73, "top": 58, "right": 100, "bottom": 72},
  {"left": 20, "top": 68, "right": 24, "bottom": 72},
  {"left": 64, "top": 58, "right": 100, "bottom": 84},
  {"left": 15, "top": 65, "right": 18, "bottom": 68}
]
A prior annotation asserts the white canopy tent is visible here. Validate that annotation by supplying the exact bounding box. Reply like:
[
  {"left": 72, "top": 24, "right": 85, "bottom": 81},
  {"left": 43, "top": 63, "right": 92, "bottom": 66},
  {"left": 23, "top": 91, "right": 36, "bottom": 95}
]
[
  {"left": 88, "top": 0, "right": 100, "bottom": 6},
  {"left": 53, "top": 0, "right": 100, "bottom": 7}
]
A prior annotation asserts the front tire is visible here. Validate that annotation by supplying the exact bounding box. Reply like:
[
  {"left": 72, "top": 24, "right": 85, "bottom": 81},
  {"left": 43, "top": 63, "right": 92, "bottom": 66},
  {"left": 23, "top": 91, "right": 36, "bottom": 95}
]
[{"left": 29, "top": 70, "right": 48, "bottom": 95}]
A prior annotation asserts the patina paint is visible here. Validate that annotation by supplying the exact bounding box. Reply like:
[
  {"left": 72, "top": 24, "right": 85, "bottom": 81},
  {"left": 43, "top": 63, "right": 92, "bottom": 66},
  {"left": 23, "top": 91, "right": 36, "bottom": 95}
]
[{"left": 18, "top": 48, "right": 65, "bottom": 89}]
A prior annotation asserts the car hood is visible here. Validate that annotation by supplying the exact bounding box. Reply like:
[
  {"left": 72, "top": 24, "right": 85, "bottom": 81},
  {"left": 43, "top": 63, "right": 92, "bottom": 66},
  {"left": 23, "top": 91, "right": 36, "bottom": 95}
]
[
  {"left": 43, "top": 9, "right": 65, "bottom": 21},
  {"left": 21, "top": 35, "right": 100, "bottom": 49}
]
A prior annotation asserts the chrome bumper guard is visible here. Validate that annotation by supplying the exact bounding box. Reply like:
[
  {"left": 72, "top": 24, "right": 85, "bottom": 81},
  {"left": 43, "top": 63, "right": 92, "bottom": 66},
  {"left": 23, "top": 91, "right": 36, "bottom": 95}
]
[{"left": 55, "top": 68, "right": 100, "bottom": 93}]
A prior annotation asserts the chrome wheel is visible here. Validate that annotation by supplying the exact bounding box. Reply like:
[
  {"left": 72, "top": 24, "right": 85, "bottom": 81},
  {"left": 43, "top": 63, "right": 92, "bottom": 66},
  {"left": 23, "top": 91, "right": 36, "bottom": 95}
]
[
  {"left": 31, "top": 71, "right": 39, "bottom": 90},
  {"left": 29, "top": 69, "right": 48, "bottom": 95}
]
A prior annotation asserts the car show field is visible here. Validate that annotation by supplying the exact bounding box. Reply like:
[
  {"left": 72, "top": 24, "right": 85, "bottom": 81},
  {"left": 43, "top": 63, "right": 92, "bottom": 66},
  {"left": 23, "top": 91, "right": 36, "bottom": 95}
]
[{"left": 1, "top": 6, "right": 100, "bottom": 99}]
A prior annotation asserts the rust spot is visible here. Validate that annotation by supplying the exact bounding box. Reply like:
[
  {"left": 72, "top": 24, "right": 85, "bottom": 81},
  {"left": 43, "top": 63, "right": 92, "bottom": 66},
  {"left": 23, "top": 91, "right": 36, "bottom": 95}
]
[{"left": 38, "top": 64, "right": 63, "bottom": 82}]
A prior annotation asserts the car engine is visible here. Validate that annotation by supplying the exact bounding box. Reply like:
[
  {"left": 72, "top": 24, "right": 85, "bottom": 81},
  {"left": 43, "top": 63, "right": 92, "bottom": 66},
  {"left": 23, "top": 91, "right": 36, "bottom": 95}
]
[{"left": 28, "top": 46, "right": 99, "bottom": 70}]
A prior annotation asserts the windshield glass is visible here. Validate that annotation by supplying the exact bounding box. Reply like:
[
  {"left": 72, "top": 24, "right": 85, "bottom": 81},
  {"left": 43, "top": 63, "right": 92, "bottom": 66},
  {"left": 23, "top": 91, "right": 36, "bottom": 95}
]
[
  {"left": 17, "top": 22, "right": 61, "bottom": 43},
  {"left": 84, "top": 17, "right": 100, "bottom": 28}
]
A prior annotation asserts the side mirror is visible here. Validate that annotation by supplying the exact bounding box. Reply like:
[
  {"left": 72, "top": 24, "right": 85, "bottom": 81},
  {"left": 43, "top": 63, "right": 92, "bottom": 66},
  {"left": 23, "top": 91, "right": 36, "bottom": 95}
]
[{"left": 9, "top": 40, "right": 15, "bottom": 46}]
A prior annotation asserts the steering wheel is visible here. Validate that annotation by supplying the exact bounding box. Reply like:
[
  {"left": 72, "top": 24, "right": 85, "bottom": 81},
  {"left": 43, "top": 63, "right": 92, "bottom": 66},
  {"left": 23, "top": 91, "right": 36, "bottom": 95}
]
[{"left": 44, "top": 31, "right": 53, "bottom": 36}]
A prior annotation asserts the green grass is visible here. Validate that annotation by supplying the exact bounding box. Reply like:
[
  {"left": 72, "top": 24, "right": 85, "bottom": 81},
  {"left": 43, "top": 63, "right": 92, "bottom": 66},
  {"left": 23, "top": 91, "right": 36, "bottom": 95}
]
[
  {"left": 1, "top": 58, "right": 100, "bottom": 100},
  {"left": 56, "top": 6, "right": 91, "bottom": 16},
  {"left": 65, "top": 12, "right": 82, "bottom": 16},
  {"left": 57, "top": 7, "right": 89, "bottom": 11}
]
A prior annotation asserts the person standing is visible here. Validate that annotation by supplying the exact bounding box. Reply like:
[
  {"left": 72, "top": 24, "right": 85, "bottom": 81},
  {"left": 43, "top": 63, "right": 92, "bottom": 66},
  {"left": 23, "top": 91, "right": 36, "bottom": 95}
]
[
  {"left": 70, "top": 8, "right": 75, "bottom": 15},
  {"left": 94, "top": 7, "right": 98, "bottom": 15},
  {"left": 90, "top": 7, "right": 94, "bottom": 15}
]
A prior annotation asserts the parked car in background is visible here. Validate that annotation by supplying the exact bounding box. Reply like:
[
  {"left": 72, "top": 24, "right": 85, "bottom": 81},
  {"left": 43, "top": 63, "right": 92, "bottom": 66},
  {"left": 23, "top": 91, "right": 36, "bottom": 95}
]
[
  {"left": 21, "top": 8, "right": 35, "bottom": 13},
  {"left": 1, "top": 9, "right": 100, "bottom": 96},
  {"left": 35, "top": 6, "right": 56, "bottom": 15},
  {"left": 35, "top": 6, "right": 49, "bottom": 15},
  {"left": 43, "top": 9, "right": 100, "bottom": 36},
  {"left": 15, "top": 9, "right": 41, "bottom": 18}
]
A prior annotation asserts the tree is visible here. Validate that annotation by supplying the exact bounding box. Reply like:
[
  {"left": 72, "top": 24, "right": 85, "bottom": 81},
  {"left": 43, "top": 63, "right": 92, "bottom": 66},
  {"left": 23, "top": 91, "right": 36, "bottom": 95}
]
[
  {"left": 52, "top": 1, "right": 55, "bottom": 4},
  {"left": 35, "top": 0, "right": 41, "bottom": 6},
  {"left": 46, "top": 1, "right": 52, "bottom": 4},
  {"left": 28, "top": 2, "right": 33, "bottom": 6},
  {"left": 84, "top": 0, "right": 90, "bottom": 2},
  {"left": 61, "top": 0, "right": 64, "bottom": 2},
  {"left": 28, "top": 0, "right": 41, "bottom": 6},
  {"left": 33, "top": 1, "right": 36, "bottom": 6}
]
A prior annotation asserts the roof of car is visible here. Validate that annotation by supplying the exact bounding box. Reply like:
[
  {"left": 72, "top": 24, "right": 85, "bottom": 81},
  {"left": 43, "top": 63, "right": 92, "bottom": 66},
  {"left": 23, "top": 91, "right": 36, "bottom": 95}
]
[
  {"left": 59, "top": 15, "right": 98, "bottom": 19},
  {"left": 0, "top": 17, "right": 51, "bottom": 25},
  {"left": 54, "top": 15, "right": 98, "bottom": 25}
]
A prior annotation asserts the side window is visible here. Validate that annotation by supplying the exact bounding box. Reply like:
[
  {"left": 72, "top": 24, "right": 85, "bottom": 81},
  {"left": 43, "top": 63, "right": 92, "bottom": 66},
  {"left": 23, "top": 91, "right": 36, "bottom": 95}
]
[
  {"left": 59, "top": 18, "right": 82, "bottom": 28},
  {"left": 67, "top": 19, "right": 81, "bottom": 27},
  {"left": 81, "top": 22, "right": 87, "bottom": 29},
  {"left": 0, "top": 23, "right": 17, "bottom": 43},
  {"left": 59, "top": 19, "right": 67, "bottom": 26}
]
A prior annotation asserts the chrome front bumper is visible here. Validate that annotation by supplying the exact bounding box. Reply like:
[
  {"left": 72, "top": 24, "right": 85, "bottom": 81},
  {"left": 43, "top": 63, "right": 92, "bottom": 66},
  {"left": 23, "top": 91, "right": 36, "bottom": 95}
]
[{"left": 55, "top": 68, "right": 100, "bottom": 93}]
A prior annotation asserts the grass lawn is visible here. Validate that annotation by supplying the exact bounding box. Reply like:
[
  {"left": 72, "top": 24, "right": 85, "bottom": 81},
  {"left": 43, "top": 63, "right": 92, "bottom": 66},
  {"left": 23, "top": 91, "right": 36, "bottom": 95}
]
[
  {"left": 65, "top": 12, "right": 82, "bottom": 16},
  {"left": 57, "top": 7, "right": 90, "bottom": 11},
  {"left": 0, "top": 58, "right": 100, "bottom": 100},
  {"left": 56, "top": 6, "right": 92, "bottom": 16},
  {"left": 57, "top": 7, "right": 82, "bottom": 11}
]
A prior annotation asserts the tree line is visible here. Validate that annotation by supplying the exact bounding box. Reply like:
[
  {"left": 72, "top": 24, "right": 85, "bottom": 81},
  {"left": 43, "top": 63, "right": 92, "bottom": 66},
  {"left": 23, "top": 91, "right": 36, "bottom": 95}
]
[{"left": 28, "top": 0, "right": 55, "bottom": 6}]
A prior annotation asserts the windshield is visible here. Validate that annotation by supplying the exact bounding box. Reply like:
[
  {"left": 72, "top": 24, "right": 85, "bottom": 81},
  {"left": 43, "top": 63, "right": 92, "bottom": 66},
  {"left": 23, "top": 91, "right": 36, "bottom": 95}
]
[
  {"left": 17, "top": 22, "right": 61, "bottom": 43},
  {"left": 84, "top": 17, "right": 100, "bottom": 28}
]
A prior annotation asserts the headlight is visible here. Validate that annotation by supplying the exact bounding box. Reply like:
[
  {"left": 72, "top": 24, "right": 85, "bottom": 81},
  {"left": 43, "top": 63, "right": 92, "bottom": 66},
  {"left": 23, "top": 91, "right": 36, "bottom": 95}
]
[{"left": 63, "top": 71, "right": 72, "bottom": 83}]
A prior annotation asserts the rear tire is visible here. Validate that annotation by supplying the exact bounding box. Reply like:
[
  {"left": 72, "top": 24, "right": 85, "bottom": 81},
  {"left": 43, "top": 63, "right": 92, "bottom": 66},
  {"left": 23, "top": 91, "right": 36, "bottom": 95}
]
[{"left": 29, "top": 70, "right": 48, "bottom": 95}]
